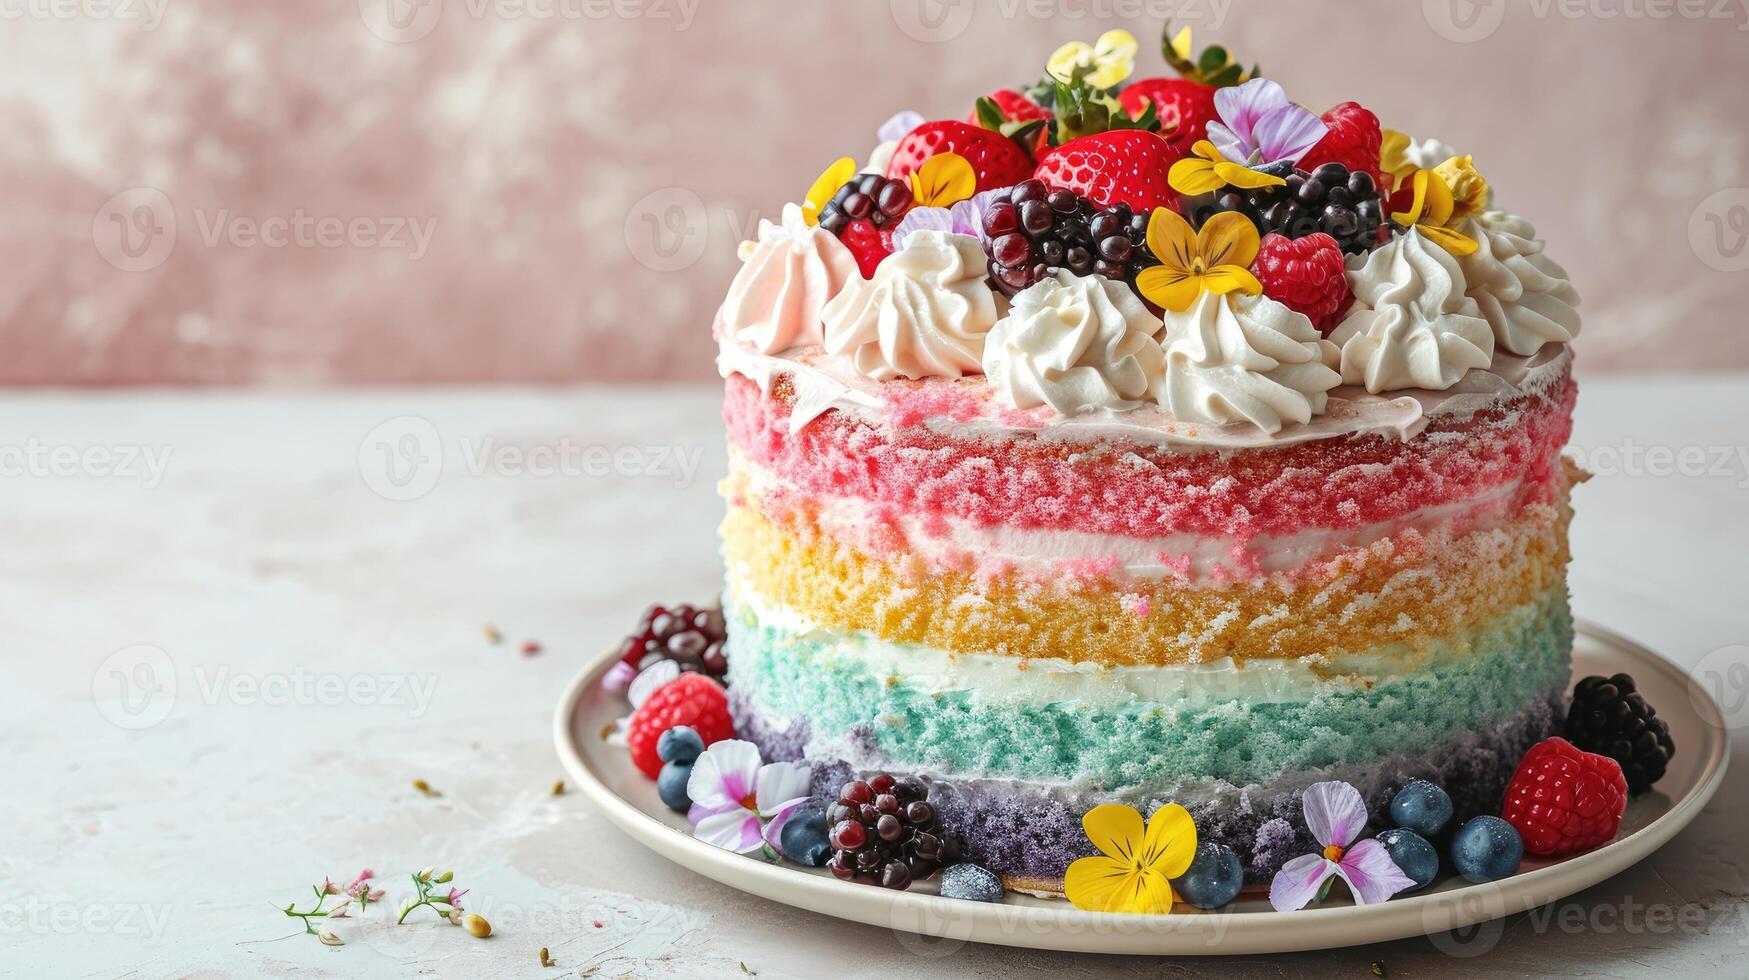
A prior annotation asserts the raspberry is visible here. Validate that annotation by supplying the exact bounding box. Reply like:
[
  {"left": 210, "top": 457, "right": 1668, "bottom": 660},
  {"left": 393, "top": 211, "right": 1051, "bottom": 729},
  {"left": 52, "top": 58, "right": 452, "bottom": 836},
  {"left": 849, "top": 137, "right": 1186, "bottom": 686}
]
[
  {"left": 1300, "top": 102, "right": 1383, "bottom": 189},
  {"left": 625, "top": 673, "right": 732, "bottom": 779},
  {"left": 1251, "top": 232, "right": 1352, "bottom": 336},
  {"left": 838, "top": 219, "right": 895, "bottom": 278},
  {"left": 1501, "top": 737, "right": 1628, "bottom": 856}
]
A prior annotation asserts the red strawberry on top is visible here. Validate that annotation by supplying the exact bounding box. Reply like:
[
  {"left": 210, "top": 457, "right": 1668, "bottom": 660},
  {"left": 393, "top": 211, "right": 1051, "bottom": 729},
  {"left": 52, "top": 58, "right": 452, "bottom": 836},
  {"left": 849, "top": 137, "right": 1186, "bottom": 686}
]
[
  {"left": 1300, "top": 102, "right": 1384, "bottom": 189},
  {"left": 1252, "top": 233, "right": 1352, "bottom": 336},
  {"left": 1033, "top": 130, "right": 1183, "bottom": 213},
  {"left": 1119, "top": 78, "right": 1218, "bottom": 151},
  {"left": 1501, "top": 737, "right": 1629, "bottom": 857},
  {"left": 968, "top": 89, "right": 1050, "bottom": 154},
  {"left": 625, "top": 673, "right": 733, "bottom": 779},
  {"left": 885, "top": 120, "right": 1036, "bottom": 192}
]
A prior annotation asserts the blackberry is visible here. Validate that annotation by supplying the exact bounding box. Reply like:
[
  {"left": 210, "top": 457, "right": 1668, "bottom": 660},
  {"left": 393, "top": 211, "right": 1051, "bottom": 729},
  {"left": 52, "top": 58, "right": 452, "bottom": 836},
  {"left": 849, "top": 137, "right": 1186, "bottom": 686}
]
[
  {"left": 615, "top": 603, "right": 728, "bottom": 680},
  {"left": 1565, "top": 673, "right": 1676, "bottom": 795},
  {"left": 825, "top": 774, "right": 957, "bottom": 889},
  {"left": 982, "top": 179, "right": 1160, "bottom": 296},
  {"left": 1183, "top": 162, "right": 1384, "bottom": 255},
  {"left": 817, "top": 173, "right": 912, "bottom": 237}
]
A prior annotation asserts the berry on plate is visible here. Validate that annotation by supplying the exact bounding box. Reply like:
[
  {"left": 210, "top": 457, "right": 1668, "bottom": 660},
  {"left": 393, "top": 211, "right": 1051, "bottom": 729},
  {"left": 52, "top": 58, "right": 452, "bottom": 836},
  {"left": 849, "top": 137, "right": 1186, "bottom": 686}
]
[
  {"left": 1565, "top": 673, "right": 1676, "bottom": 795},
  {"left": 614, "top": 603, "right": 728, "bottom": 682},
  {"left": 777, "top": 808, "right": 832, "bottom": 867},
  {"left": 1450, "top": 815, "right": 1524, "bottom": 883},
  {"left": 1501, "top": 736, "right": 1629, "bottom": 856},
  {"left": 1251, "top": 232, "right": 1352, "bottom": 336},
  {"left": 625, "top": 673, "right": 733, "bottom": 779},
  {"left": 1375, "top": 828, "right": 1440, "bottom": 892},
  {"left": 1388, "top": 778, "right": 1455, "bottom": 839},
  {"left": 885, "top": 120, "right": 1036, "bottom": 192},
  {"left": 1170, "top": 841, "right": 1244, "bottom": 909},
  {"left": 1118, "top": 78, "right": 1217, "bottom": 150},
  {"left": 657, "top": 760, "right": 693, "bottom": 813},
  {"left": 1033, "top": 129, "right": 1183, "bottom": 213},
  {"left": 1299, "top": 102, "right": 1384, "bottom": 189},
  {"left": 656, "top": 725, "right": 705, "bottom": 767},
  {"left": 825, "top": 773, "right": 956, "bottom": 889},
  {"left": 938, "top": 864, "right": 1005, "bottom": 903}
]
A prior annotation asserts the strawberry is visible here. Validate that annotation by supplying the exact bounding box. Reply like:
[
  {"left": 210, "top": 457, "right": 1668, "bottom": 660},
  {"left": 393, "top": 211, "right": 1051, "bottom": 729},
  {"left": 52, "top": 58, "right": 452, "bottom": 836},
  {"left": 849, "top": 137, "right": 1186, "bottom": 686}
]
[
  {"left": 1501, "top": 737, "right": 1629, "bottom": 857},
  {"left": 885, "top": 120, "right": 1036, "bottom": 192},
  {"left": 1252, "top": 233, "right": 1352, "bottom": 336},
  {"left": 968, "top": 89, "right": 1050, "bottom": 154},
  {"left": 838, "top": 219, "right": 895, "bottom": 278},
  {"left": 625, "top": 673, "right": 733, "bottom": 779},
  {"left": 1032, "top": 130, "right": 1182, "bottom": 213},
  {"left": 1300, "top": 102, "right": 1384, "bottom": 189},
  {"left": 1118, "top": 78, "right": 1218, "bottom": 151}
]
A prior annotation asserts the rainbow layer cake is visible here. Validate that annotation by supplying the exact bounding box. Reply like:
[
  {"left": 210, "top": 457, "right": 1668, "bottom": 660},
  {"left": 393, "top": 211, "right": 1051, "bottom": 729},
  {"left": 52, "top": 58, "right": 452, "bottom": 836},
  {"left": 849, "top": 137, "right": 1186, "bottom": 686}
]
[{"left": 714, "top": 27, "right": 1582, "bottom": 894}]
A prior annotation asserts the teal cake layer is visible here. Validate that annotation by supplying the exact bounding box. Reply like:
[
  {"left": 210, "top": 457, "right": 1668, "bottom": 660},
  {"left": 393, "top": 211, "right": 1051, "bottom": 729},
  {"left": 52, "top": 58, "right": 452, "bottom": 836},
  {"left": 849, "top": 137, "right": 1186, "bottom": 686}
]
[{"left": 726, "top": 591, "right": 1574, "bottom": 791}]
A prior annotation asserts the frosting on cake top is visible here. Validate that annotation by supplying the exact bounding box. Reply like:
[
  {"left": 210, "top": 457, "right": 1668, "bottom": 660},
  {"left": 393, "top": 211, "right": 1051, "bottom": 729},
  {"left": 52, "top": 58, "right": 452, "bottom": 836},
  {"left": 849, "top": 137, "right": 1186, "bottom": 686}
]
[{"left": 715, "top": 23, "right": 1580, "bottom": 442}]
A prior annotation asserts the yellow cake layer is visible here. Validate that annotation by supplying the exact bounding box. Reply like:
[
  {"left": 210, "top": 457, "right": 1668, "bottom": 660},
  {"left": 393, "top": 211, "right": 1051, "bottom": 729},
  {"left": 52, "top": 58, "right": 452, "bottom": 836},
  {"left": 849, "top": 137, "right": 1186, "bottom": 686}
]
[{"left": 720, "top": 487, "right": 1574, "bottom": 668}]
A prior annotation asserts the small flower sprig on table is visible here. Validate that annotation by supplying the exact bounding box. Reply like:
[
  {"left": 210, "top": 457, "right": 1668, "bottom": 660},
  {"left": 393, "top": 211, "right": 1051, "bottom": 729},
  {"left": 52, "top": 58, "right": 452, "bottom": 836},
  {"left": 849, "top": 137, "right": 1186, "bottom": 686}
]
[
  {"left": 277, "top": 871, "right": 375, "bottom": 945},
  {"left": 396, "top": 867, "right": 469, "bottom": 926}
]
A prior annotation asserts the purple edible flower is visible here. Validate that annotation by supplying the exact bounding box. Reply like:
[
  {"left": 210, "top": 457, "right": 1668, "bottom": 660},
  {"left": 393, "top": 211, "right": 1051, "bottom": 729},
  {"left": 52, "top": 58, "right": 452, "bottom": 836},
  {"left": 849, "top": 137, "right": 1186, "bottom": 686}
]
[
  {"left": 1269, "top": 781, "right": 1416, "bottom": 912},
  {"left": 1205, "top": 78, "right": 1327, "bottom": 168},
  {"left": 892, "top": 185, "right": 1012, "bottom": 250}
]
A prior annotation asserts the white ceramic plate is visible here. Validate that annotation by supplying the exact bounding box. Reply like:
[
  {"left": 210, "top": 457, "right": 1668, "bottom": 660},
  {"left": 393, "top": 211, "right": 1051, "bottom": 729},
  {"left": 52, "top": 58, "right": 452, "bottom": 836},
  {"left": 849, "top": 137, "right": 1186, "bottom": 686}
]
[{"left": 553, "top": 621, "right": 1729, "bottom": 955}]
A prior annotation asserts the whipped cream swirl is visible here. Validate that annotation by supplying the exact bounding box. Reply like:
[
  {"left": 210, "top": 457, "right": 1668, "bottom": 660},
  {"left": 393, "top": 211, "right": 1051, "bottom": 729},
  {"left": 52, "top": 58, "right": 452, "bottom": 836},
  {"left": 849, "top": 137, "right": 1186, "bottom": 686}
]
[
  {"left": 1457, "top": 210, "right": 1582, "bottom": 357},
  {"left": 1158, "top": 291, "right": 1342, "bottom": 434},
  {"left": 1332, "top": 226, "right": 1494, "bottom": 393},
  {"left": 721, "top": 203, "right": 859, "bottom": 355},
  {"left": 821, "top": 230, "right": 999, "bottom": 381},
  {"left": 981, "top": 270, "right": 1165, "bottom": 414},
  {"left": 1404, "top": 135, "right": 1457, "bottom": 170}
]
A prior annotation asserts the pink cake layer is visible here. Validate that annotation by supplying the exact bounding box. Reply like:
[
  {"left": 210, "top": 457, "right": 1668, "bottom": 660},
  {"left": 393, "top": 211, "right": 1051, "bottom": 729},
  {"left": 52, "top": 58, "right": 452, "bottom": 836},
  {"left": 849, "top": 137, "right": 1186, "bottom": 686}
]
[{"left": 722, "top": 363, "right": 1577, "bottom": 544}]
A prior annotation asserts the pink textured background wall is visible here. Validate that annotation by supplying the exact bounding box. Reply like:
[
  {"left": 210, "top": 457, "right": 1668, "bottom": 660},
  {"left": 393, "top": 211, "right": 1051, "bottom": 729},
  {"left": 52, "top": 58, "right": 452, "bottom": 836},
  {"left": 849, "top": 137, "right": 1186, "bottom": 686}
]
[{"left": 3, "top": 0, "right": 1747, "bottom": 385}]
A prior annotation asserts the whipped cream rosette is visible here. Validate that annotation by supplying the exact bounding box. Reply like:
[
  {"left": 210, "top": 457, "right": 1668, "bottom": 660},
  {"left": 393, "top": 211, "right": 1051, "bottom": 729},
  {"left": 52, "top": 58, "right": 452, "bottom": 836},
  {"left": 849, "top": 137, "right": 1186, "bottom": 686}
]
[
  {"left": 1332, "top": 226, "right": 1494, "bottom": 393},
  {"left": 1457, "top": 210, "right": 1582, "bottom": 357},
  {"left": 982, "top": 270, "right": 1166, "bottom": 414},
  {"left": 1157, "top": 291, "right": 1342, "bottom": 434},
  {"left": 721, "top": 203, "right": 860, "bottom": 355},
  {"left": 821, "top": 230, "right": 999, "bottom": 381}
]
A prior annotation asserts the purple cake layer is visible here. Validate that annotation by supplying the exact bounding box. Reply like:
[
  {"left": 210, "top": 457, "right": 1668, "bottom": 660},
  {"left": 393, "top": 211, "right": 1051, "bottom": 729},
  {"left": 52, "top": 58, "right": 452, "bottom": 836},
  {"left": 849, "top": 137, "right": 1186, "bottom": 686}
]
[{"left": 732, "top": 683, "right": 1563, "bottom": 887}]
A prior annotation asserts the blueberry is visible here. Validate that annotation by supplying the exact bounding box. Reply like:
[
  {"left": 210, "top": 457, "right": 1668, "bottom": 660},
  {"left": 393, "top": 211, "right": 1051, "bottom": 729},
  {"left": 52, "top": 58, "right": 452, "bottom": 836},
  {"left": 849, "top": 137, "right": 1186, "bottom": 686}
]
[
  {"left": 778, "top": 809, "right": 831, "bottom": 867},
  {"left": 939, "top": 864, "right": 1004, "bottom": 903},
  {"left": 657, "top": 761, "right": 693, "bottom": 813},
  {"left": 1450, "top": 816, "right": 1524, "bottom": 883},
  {"left": 656, "top": 726, "right": 704, "bottom": 765},
  {"left": 1170, "top": 842, "right": 1244, "bottom": 909},
  {"left": 1376, "top": 828, "right": 1440, "bottom": 892},
  {"left": 1389, "top": 779, "right": 1454, "bottom": 838}
]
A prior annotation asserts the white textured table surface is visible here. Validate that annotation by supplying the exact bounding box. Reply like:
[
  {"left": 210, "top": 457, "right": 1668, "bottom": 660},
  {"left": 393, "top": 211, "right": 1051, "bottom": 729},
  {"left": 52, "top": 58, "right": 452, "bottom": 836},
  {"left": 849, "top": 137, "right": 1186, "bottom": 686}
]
[{"left": 7, "top": 377, "right": 1747, "bottom": 979}]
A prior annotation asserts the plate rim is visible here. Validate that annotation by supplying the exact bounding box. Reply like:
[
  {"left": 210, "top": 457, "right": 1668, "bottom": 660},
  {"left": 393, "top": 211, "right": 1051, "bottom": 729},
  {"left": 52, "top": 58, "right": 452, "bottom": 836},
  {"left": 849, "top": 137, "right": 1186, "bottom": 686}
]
[{"left": 552, "top": 619, "right": 1730, "bottom": 955}]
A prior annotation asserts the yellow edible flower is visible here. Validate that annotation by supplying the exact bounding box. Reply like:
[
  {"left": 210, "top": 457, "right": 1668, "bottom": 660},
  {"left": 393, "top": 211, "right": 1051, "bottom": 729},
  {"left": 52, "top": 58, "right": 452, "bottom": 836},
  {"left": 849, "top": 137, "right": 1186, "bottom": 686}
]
[
  {"left": 1379, "top": 129, "right": 1419, "bottom": 194},
  {"left": 1135, "top": 208, "right": 1264, "bottom": 313},
  {"left": 1391, "top": 169, "right": 1480, "bottom": 256},
  {"left": 1047, "top": 29, "right": 1138, "bottom": 90},
  {"left": 1168, "top": 140, "right": 1288, "bottom": 197},
  {"left": 801, "top": 157, "right": 858, "bottom": 227},
  {"left": 908, "top": 153, "right": 976, "bottom": 209},
  {"left": 1064, "top": 803, "right": 1198, "bottom": 915},
  {"left": 1433, "top": 155, "right": 1490, "bottom": 221}
]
